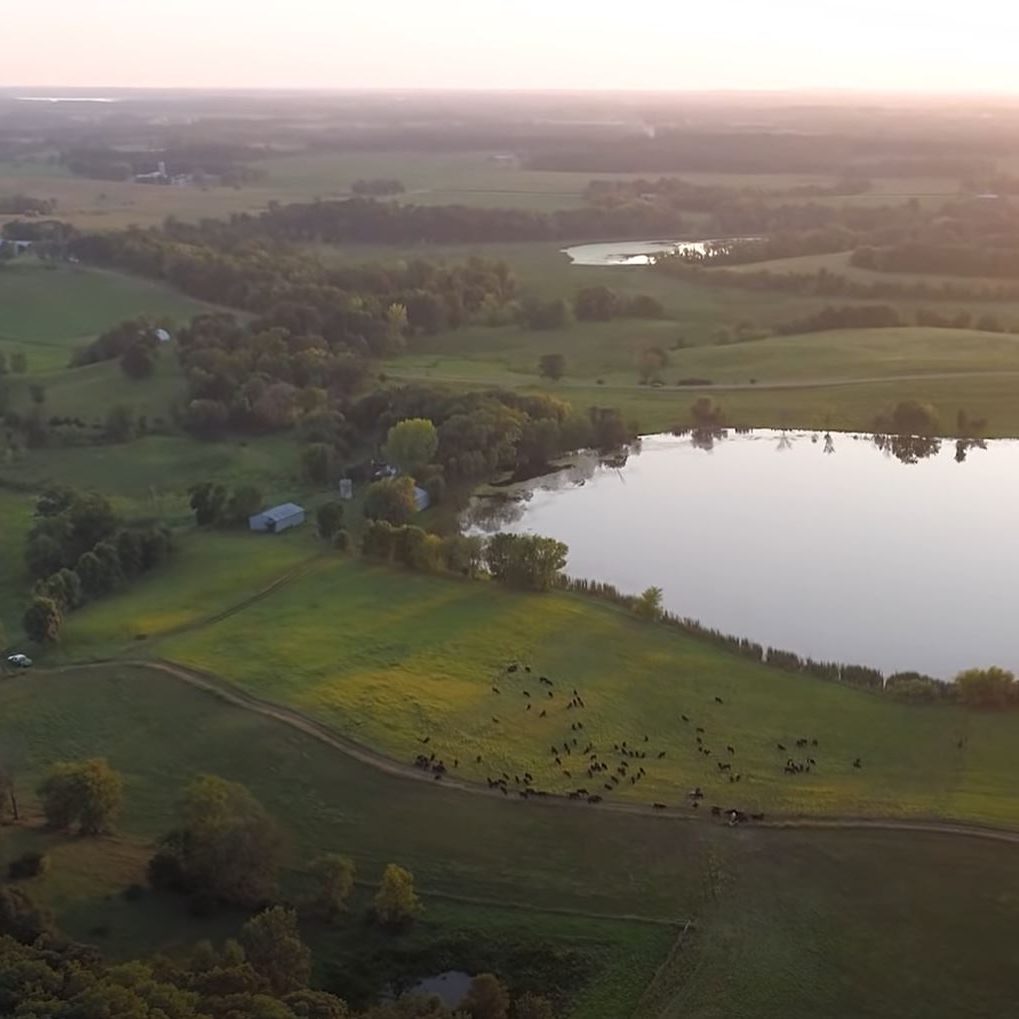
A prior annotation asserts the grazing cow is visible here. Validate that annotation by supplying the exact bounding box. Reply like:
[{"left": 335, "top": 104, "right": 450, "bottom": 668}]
[
  {"left": 688, "top": 787, "right": 704, "bottom": 799},
  {"left": 727, "top": 745, "right": 735, "bottom": 754},
  {"left": 696, "top": 726, "right": 705, "bottom": 734},
  {"left": 555, "top": 757, "right": 562, "bottom": 766},
  {"left": 610, "top": 775, "right": 619, "bottom": 784},
  {"left": 508, "top": 665, "right": 518, "bottom": 673},
  {"left": 563, "top": 770, "right": 571, "bottom": 778},
  {"left": 696, "top": 736, "right": 702, "bottom": 744},
  {"left": 476, "top": 755, "right": 482, "bottom": 763},
  {"left": 658, "top": 751, "right": 666, "bottom": 759},
  {"left": 540, "top": 676, "right": 551, "bottom": 685},
  {"left": 525, "top": 666, "right": 531, "bottom": 673},
  {"left": 547, "top": 691, "right": 554, "bottom": 699},
  {"left": 681, "top": 714, "right": 690, "bottom": 722},
  {"left": 539, "top": 709, "right": 547, "bottom": 718},
  {"left": 492, "top": 717, "right": 499, "bottom": 724},
  {"left": 715, "top": 696, "right": 724, "bottom": 704},
  {"left": 853, "top": 757, "right": 862, "bottom": 769},
  {"left": 735, "top": 774, "right": 742, "bottom": 782},
  {"left": 453, "top": 759, "right": 459, "bottom": 768},
  {"left": 811, "top": 738, "right": 819, "bottom": 747},
  {"left": 526, "top": 704, "right": 531, "bottom": 711},
  {"left": 569, "top": 792, "right": 580, "bottom": 800},
  {"left": 500, "top": 787, "right": 508, "bottom": 796},
  {"left": 644, "top": 734, "right": 649, "bottom": 742},
  {"left": 420, "top": 736, "right": 430, "bottom": 744},
  {"left": 751, "top": 812, "right": 764, "bottom": 821},
  {"left": 492, "top": 686, "right": 500, "bottom": 694},
  {"left": 711, "top": 806, "right": 722, "bottom": 817},
  {"left": 777, "top": 743, "right": 786, "bottom": 751},
  {"left": 692, "top": 801, "right": 700, "bottom": 809},
  {"left": 653, "top": 802, "right": 667, "bottom": 810},
  {"left": 588, "top": 795, "right": 603, "bottom": 804},
  {"left": 605, "top": 783, "right": 613, "bottom": 791},
  {"left": 523, "top": 690, "right": 531, "bottom": 697},
  {"left": 434, "top": 773, "right": 442, "bottom": 781}
]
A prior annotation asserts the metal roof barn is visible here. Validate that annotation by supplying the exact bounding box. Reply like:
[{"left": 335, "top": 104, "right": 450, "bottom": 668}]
[{"left": 248, "top": 503, "right": 305, "bottom": 533}]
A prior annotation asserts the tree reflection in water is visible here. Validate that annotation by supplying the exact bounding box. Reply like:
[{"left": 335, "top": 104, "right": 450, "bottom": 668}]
[{"left": 873, "top": 433, "right": 941, "bottom": 464}]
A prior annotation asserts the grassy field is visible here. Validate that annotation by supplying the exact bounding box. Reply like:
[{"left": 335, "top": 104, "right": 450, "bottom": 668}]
[
  {"left": 390, "top": 325, "right": 1019, "bottom": 388},
  {"left": 0, "top": 260, "right": 211, "bottom": 373},
  {"left": 719, "top": 249, "right": 1016, "bottom": 290},
  {"left": 2, "top": 663, "right": 1019, "bottom": 1017},
  {"left": 49, "top": 554, "right": 1016, "bottom": 826}
]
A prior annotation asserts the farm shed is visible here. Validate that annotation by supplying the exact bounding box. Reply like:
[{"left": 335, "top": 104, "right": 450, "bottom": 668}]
[
  {"left": 413, "top": 486, "right": 430, "bottom": 512},
  {"left": 249, "top": 502, "right": 305, "bottom": 534}
]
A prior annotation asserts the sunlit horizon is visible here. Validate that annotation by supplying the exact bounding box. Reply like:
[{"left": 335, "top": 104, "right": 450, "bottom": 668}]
[{"left": 9, "top": 0, "right": 1019, "bottom": 94}]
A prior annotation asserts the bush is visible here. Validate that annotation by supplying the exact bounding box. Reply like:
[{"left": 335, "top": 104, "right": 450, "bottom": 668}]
[{"left": 8, "top": 852, "right": 48, "bottom": 881}]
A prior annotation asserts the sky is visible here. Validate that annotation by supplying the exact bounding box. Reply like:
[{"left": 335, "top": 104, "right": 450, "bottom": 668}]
[{"left": 8, "top": 0, "right": 1019, "bottom": 93}]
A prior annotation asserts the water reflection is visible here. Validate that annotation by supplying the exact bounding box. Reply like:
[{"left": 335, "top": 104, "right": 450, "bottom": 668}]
[{"left": 464, "top": 430, "right": 1016, "bottom": 676}]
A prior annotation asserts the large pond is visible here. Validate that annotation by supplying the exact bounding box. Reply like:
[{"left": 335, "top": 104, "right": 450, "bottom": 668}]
[
  {"left": 465, "top": 430, "right": 1019, "bottom": 678},
  {"left": 561, "top": 239, "right": 714, "bottom": 266}
]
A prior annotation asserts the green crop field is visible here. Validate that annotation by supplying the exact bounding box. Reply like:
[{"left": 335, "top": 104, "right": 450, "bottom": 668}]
[
  {"left": 0, "top": 260, "right": 211, "bottom": 372},
  {"left": 2, "top": 662, "right": 1019, "bottom": 1017},
  {"left": 52, "top": 555, "right": 1018, "bottom": 826}
]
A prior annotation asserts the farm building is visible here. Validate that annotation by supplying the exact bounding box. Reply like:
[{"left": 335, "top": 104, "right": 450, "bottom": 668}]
[
  {"left": 413, "top": 485, "right": 430, "bottom": 512},
  {"left": 249, "top": 502, "right": 305, "bottom": 534}
]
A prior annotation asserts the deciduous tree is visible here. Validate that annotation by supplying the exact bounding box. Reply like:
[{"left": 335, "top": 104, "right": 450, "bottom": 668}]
[
  {"left": 383, "top": 418, "right": 439, "bottom": 476},
  {"left": 374, "top": 864, "right": 421, "bottom": 928}
]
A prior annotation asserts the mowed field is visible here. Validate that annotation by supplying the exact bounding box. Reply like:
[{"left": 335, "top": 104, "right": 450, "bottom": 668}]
[
  {"left": 3, "top": 663, "right": 1019, "bottom": 1017},
  {"left": 52, "top": 552, "right": 1019, "bottom": 826},
  {"left": 0, "top": 260, "right": 211, "bottom": 372}
]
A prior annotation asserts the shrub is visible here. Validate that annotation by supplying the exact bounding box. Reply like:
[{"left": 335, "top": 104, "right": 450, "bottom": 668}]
[{"left": 8, "top": 852, "right": 48, "bottom": 881}]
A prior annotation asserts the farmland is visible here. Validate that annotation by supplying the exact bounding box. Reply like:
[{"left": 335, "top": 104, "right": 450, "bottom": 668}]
[
  {"left": 3, "top": 663, "right": 1019, "bottom": 1017},
  {"left": 41, "top": 552, "right": 1019, "bottom": 827},
  {"left": 4, "top": 91, "right": 1019, "bottom": 1017}
]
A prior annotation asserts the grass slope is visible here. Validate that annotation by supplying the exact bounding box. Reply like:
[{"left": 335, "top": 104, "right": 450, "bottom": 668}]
[
  {"left": 0, "top": 260, "right": 211, "bottom": 373},
  {"left": 2, "top": 664, "right": 1019, "bottom": 1017},
  {"left": 69, "top": 556, "right": 1019, "bottom": 826}
]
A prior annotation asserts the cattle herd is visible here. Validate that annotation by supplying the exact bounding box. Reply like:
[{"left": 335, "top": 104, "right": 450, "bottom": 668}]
[{"left": 410, "top": 660, "right": 870, "bottom": 826}]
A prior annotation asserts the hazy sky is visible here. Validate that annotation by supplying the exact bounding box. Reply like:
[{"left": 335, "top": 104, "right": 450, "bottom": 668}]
[{"left": 8, "top": 0, "right": 1019, "bottom": 92}]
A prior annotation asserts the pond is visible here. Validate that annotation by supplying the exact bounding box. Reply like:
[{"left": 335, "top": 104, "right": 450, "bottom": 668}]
[
  {"left": 465, "top": 430, "right": 1019, "bottom": 678},
  {"left": 561, "top": 239, "right": 715, "bottom": 266},
  {"left": 404, "top": 971, "right": 472, "bottom": 1008}
]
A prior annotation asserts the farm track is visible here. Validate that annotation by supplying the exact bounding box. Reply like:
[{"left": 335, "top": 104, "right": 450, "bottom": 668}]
[
  {"left": 135, "top": 553, "right": 328, "bottom": 646},
  {"left": 42, "top": 659, "right": 1019, "bottom": 849}
]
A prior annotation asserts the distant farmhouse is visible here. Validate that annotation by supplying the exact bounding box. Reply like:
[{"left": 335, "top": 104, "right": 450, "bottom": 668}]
[
  {"left": 0, "top": 239, "right": 33, "bottom": 257},
  {"left": 134, "top": 160, "right": 194, "bottom": 187},
  {"left": 249, "top": 502, "right": 305, "bottom": 534}
]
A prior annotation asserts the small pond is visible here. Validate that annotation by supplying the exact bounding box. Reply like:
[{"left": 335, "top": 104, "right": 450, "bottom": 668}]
[
  {"left": 465, "top": 430, "right": 1019, "bottom": 678},
  {"left": 405, "top": 971, "right": 472, "bottom": 1008},
  {"left": 561, "top": 238, "right": 716, "bottom": 266}
]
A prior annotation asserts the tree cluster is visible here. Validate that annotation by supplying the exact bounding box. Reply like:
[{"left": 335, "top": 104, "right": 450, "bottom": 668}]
[
  {"left": 351, "top": 387, "right": 635, "bottom": 490},
  {"left": 188, "top": 482, "right": 264, "bottom": 527},
  {"left": 71, "top": 316, "right": 167, "bottom": 378},
  {"left": 22, "top": 487, "right": 173, "bottom": 642}
]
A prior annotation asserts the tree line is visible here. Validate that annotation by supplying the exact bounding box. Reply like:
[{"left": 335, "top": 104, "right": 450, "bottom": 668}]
[{"left": 20, "top": 487, "right": 173, "bottom": 644}]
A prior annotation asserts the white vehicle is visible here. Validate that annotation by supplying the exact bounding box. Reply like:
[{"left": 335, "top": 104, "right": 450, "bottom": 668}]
[{"left": 6, "top": 653, "right": 32, "bottom": 669}]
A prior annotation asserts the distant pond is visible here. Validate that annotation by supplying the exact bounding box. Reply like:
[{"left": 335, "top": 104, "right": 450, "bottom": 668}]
[
  {"left": 465, "top": 430, "right": 1019, "bottom": 678},
  {"left": 561, "top": 239, "right": 715, "bottom": 266}
]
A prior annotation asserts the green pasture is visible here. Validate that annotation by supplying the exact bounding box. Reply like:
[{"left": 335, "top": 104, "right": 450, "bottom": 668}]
[
  {"left": 392, "top": 325, "right": 1019, "bottom": 388},
  {"left": 0, "top": 260, "right": 210, "bottom": 373},
  {"left": 2, "top": 663, "right": 1019, "bottom": 1017},
  {"left": 70, "top": 557, "right": 1015, "bottom": 826}
]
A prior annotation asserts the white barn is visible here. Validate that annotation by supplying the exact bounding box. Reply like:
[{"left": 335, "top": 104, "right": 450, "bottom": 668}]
[{"left": 249, "top": 502, "right": 305, "bottom": 534}]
